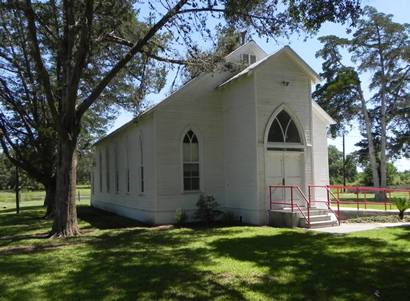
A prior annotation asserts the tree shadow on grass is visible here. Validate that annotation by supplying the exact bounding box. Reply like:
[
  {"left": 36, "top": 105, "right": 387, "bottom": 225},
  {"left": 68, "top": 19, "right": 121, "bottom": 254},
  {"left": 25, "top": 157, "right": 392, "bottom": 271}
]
[
  {"left": 392, "top": 225, "right": 410, "bottom": 240},
  {"left": 2, "top": 204, "right": 409, "bottom": 300},
  {"left": 77, "top": 205, "right": 147, "bottom": 230},
  {"left": 0, "top": 206, "right": 51, "bottom": 241},
  {"left": 0, "top": 205, "right": 44, "bottom": 215},
  {"left": 3, "top": 227, "right": 247, "bottom": 301},
  {"left": 210, "top": 230, "right": 410, "bottom": 301}
]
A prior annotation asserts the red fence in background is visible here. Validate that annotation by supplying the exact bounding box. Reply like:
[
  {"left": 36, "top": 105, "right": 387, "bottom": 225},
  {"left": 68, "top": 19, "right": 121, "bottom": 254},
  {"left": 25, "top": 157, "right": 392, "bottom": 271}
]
[{"left": 327, "top": 185, "right": 410, "bottom": 211}]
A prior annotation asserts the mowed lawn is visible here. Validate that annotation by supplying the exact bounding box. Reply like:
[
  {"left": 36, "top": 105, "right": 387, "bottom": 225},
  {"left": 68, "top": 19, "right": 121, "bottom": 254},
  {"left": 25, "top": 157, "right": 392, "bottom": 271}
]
[{"left": 0, "top": 196, "right": 410, "bottom": 300}]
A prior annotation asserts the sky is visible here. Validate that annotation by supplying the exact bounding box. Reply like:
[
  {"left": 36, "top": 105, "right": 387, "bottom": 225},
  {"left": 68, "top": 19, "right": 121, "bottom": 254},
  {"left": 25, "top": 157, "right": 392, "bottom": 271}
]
[{"left": 109, "top": 0, "right": 410, "bottom": 171}]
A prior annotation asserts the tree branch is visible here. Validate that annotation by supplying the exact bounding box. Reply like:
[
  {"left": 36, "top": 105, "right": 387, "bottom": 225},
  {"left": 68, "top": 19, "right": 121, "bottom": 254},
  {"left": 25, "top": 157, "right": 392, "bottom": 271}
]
[
  {"left": 76, "top": 0, "right": 189, "bottom": 119},
  {"left": 67, "top": 0, "right": 94, "bottom": 107},
  {"left": 23, "top": 0, "right": 58, "bottom": 123},
  {"left": 101, "top": 32, "right": 188, "bottom": 65}
]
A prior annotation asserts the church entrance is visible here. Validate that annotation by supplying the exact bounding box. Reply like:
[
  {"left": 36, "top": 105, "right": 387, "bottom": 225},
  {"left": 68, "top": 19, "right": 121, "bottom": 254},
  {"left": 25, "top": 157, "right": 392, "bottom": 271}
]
[{"left": 265, "top": 109, "right": 305, "bottom": 208}]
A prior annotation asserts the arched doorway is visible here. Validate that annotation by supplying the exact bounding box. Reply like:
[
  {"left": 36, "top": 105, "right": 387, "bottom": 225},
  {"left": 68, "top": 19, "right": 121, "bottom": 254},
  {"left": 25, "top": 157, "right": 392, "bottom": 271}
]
[{"left": 265, "top": 109, "right": 305, "bottom": 208}]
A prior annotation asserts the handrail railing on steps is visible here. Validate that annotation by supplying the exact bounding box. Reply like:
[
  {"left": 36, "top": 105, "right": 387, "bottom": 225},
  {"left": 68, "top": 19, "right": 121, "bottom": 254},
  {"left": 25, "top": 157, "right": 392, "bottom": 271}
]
[
  {"left": 308, "top": 185, "right": 341, "bottom": 225},
  {"left": 269, "top": 185, "right": 311, "bottom": 227}
]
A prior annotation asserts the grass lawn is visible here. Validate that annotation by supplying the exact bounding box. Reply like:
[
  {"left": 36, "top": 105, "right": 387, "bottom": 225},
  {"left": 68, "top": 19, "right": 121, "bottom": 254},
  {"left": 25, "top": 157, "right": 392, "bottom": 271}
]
[{"left": 1, "top": 196, "right": 410, "bottom": 300}]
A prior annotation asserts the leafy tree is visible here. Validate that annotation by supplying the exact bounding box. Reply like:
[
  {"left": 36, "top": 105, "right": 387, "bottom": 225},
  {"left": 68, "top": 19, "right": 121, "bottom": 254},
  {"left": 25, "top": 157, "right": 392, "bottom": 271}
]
[
  {"left": 328, "top": 145, "right": 358, "bottom": 185},
  {"left": 0, "top": 152, "right": 42, "bottom": 190},
  {"left": 361, "top": 162, "right": 399, "bottom": 187},
  {"left": 399, "top": 170, "right": 410, "bottom": 185},
  {"left": 0, "top": 4, "right": 132, "bottom": 217},
  {"left": 314, "top": 6, "right": 410, "bottom": 190},
  {"left": 0, "top": 0, "right": 362, "bottom": 237}
]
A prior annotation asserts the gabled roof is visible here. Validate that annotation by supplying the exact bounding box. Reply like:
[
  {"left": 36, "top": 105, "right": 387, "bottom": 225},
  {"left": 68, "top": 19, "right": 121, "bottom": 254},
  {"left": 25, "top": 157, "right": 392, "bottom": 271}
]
[
  {"left": 218, "top": 45, "right": 320, "bottom": 88},
  {"left": 95, "top": 43, "right": 326, "bottom": 146}
]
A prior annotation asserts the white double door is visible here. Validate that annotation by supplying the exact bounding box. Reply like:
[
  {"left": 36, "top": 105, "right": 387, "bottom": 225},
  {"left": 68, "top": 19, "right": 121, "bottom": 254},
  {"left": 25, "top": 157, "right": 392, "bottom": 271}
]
[{"left": 266, "top": 151, "right": 304, "bottom": 208}]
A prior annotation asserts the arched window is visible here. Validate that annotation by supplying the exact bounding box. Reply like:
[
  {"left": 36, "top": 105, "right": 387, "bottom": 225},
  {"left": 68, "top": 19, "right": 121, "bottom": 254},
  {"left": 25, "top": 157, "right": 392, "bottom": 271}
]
[
  {"left": 183, "top": 130, "right": 199, "bottom": 191},
  {"left": 268, "top": 110, "right": 302, "bottom": 144}
]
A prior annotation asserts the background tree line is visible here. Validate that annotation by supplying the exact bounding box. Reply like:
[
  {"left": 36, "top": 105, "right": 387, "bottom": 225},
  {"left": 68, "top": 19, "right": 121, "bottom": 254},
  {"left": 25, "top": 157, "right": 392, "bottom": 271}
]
[
  {"left": 328, "top": 145, "right": 410, "bottom": 186},
  {"left": 0, "top": 152, "right": 92, "bottom": 190}
]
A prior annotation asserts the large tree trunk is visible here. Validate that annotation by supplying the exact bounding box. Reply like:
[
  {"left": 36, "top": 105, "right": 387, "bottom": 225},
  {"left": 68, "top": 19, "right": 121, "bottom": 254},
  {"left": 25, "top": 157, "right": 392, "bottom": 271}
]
[
  {"left": 50, "top": 139, "right": 80, "bottom": 237},
  {"left": 359, "top": 91, "right": 380, "bottom": 187},
  {"left": 376, "top": 95, "right": 388, "bottom": 202},
  {"left": 43, "top": 180, "right": 56, "bottom": 219}
]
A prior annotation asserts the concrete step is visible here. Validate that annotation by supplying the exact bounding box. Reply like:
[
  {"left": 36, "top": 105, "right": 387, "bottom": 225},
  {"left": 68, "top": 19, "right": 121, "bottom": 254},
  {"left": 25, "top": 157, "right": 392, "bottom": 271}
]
[
  {"left": 308, "top": 220, "right": 338, "bottom": 229},
  {"left": 282, "top": 207, "right": 330, "bottom": 216},
  {"left": 308, "top": 214, "right": 331, "bottom": 222}
]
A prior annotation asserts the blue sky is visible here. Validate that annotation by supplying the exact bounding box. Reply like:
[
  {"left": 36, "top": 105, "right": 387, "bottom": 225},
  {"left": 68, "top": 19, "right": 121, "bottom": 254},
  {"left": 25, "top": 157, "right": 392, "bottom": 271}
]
[{"left": 110, "top": 0, "right": 410, "bottom": 171}]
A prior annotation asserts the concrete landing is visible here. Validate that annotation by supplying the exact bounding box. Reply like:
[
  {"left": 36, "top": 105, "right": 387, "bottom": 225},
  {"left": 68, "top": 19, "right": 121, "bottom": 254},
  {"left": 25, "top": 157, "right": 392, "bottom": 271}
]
[{"left": 309, "top": 222, "right": 410, "bottom": 234}]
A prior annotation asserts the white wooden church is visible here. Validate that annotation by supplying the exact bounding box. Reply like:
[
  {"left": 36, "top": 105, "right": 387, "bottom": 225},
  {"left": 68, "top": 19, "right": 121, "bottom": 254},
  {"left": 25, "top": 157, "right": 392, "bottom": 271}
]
[{"left": 91, "top": 41, "right": 335, "bottom": 225}]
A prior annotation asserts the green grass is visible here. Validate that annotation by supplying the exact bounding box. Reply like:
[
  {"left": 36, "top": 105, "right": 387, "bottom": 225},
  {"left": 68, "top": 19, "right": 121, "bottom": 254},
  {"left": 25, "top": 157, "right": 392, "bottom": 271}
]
[
  {"left": 333, "top": 191, "right": 409, "bottom": 202},
  {"left": 0, "top": 187, "right": 90, "bottom": 209},
  {"left": 0, "top": 196, "right": 409, "bottom": 300}
]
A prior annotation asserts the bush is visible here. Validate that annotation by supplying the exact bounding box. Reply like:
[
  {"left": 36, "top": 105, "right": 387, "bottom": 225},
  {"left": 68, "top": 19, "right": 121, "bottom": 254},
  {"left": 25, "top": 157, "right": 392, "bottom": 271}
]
[
  {"left": 392, "top": 197, "right": 410, "bottom": 220},
  {"left": 175, "top": 208, "right": 187, "bottom": 226},
  {"left": 194, "top": 194, "right": 222, "bottom": 225}
]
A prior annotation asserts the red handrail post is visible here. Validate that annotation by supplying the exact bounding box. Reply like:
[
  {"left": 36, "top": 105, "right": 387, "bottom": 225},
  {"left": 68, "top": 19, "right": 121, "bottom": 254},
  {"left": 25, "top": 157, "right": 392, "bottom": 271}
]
[
  {"left": 269, "top": 186, "right": 272, "bottom": 210},
  {"left": 326, "top": 188, "right": 330, "bottom": 209},
  {"left": 337, "top": 199, "right": 340, "bottom": 225},
  {"left": 384, "top": 193, "right": 387, "bottom": 211},
  {"left": 290, "top": 187, "right": 294, "bottom": 212}
]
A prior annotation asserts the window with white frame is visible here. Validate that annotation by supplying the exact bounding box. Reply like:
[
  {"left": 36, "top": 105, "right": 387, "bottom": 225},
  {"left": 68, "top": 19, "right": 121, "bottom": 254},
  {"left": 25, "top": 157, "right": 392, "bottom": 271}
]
[
  {"left": 125, "top": 135, "right": 130, "bottom": 193},
  {"left": 182, "top": 130, "right": 199, "bottom": 191},
  {"left": 105, "top": 147, "right": 110, "bottom": 193},
  {"left": 99, "top": 150, "right": 103, "bottom": 192},
  {"left": 91, "top": 156, "right": 96, "bottom": 195},
  {"left": 114, "top": 144, "right": 119, "bottom": 193},
  {"left": 139, "top": 135, "right": 144, "bottom": 193}
]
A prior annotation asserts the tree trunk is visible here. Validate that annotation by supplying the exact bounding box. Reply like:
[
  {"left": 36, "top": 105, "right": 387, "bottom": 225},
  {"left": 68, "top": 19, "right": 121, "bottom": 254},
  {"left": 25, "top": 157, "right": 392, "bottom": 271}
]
[
  {"left": 359, "top": 91, "right": 380, "bottom": 187},
  {"left": 43, "top": 181, "right": 56, "bottom": 219},
  {"left": 399, "top": 210, "right": 404, "bottom": 220},
  {"left": 50, "top": 139, "right": 80, "bottom": 237}
]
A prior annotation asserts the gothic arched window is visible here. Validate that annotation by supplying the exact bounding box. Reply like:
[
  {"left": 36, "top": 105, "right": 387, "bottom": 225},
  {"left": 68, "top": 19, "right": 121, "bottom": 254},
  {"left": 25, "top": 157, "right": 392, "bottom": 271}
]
[
  {"left": 268, "top": 110, "right": 302, "bottom": 143},
  {"left": 183, "top": 130, "right": 199, "bottom": 191}
]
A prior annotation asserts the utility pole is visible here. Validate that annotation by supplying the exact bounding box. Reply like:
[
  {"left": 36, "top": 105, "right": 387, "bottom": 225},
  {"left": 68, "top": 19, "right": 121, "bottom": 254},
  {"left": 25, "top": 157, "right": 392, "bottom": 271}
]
[
  {"left": 342, "top": 134, "right": 346, "bottom": 190},
  {"left": 15, "top": 166, "right": 20, "bottom": 214}
]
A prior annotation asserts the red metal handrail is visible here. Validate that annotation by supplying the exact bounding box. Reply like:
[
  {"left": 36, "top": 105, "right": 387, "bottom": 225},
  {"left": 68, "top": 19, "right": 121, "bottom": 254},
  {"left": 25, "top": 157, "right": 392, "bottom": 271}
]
[
  {"left": 308, "top": 185, "right": 341, "bottom": 225},
  {"left": 269, "top": 185, "right": 311, "bottom": 227},
  {"left": 269, "top": 184, "right": 409, "bottom": 227}
]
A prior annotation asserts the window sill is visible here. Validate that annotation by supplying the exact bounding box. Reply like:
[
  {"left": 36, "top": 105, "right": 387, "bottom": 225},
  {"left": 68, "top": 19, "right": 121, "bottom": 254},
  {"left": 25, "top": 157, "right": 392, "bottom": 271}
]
[{"left": 181, "top": 190, "right": 202, "bottom": 195}]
